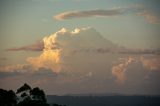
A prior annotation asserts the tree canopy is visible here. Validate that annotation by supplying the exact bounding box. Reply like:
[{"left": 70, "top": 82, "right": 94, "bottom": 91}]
[
  {"left": 0, "top": 83, "right": 66, "bottom": 106},
  {"left": 16, "top": 83, "right": 31, "bottom": 94},
  {"left": 0, "top": 89, "right": 17, "bottom": 106}
]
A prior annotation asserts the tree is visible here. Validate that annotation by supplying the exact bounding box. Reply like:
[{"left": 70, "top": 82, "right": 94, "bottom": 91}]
[
  {"left": 0, "top": 89, "right": 17, "bottom": 106},
  {"left": 16, "top": 83, "right": 32, "bottom": 103},
  {"left": 16, "top": 83, "right": 49, "bottom": 106},
  {"left": 0, "top": 83, "right": 66, "bottom": 106},
  {"left": 16, "top": 83, "right": 31, "bottom": 94},
  {"left": 30, "top": 87, "right": 46, "bottom": 102}
]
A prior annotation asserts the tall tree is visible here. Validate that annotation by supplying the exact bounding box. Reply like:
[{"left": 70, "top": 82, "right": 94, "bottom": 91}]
[
  {"left": 17, "top": 83, "right": 49, "bottom": 106},
  {"left": 0, "top": 89, "right": 17, "bottom": 106},
  {"left": 16, "top": 83, "right": 31, "bottom": 94},
  {"left": 30, "top": 87, "right": 46, "bottom": 102}
]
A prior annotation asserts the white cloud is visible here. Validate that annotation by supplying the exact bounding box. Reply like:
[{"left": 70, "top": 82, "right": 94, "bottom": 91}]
[
  {"left": 1, "top": 27, "right": 116, "bottom": 74},
  {"left": 1, "top": 27, "right": 160, "bottom": 86},
  {"left": 26, "top": 27, "right": 116, "bottom": 73}
]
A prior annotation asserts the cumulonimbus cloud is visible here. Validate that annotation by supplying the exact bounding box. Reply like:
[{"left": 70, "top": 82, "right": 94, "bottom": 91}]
[
  {"left": 54, "top": 8, "right": 126, "bottom": 20},
  {"left": 2, "top": 27, "right": 119, "bottom": 74},
  {"left": 26, "top": 27, "right": 116, "bottom": 73},
  {"left": 6, "top": 31, "right": 160, "bottom": 56},
  {"left": 1, "top": 27, "right": 160, "bottom": 85}
]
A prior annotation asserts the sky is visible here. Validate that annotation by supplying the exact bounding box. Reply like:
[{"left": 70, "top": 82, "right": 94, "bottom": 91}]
[{"left": 0, "top": 0, "right": 160, "bottom": 95}]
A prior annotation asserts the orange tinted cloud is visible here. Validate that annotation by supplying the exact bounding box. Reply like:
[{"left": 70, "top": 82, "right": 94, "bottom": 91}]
[
  {"left": 112, "top": 57, "right": 135, "bottom": 84},
  {"left": 140, "top": 56, "right": 160, "bottom": 71},
  {"left": 138, "top": 10, "right": 160, "bottom": 24},
  {"left": 0, "top": 64, "right": 32, "bottom": 73}
]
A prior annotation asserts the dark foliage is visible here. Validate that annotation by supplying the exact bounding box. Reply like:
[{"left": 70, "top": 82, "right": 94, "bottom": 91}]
[
  {"left": 52, "top": 104, "right": 67, "bottom": 106},
  {"left": 16, "top": 83, "right": 31, "bottom": 94},
  {"left": 20, "top": 92, "right": 27, "bottom": 98},
  {"left": 0, "top": 83, "right": 67, "bottom": 106},
  {"left": 16, "top": 83, "right": 49, "bottom": 106},
  {"left": 30, "top": 87, "right": 46, "bottom": 102},
  {"left": 0, "top": 89, "right": 17, "bottom": 106},
  {"left": 17, "top": 100, "right": 50, "bottom": 106}
]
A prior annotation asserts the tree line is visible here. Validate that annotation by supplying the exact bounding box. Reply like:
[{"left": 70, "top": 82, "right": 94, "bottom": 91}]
[{"left": 0, "top": 83, "right": 66, "bottom": 106}]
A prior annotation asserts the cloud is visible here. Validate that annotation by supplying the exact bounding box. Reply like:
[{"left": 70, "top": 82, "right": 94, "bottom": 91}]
[
  {"left": 0, "top": 64, "right": 57, "bottom": 79},
  {"left": 6, "top": 40, "right": 44, "bottom": 52},
  {"left": 54, "top": 8, "right": 126, "bottom": 20},
  {"left": 140, "top": 56, "right": 160, "bottom": 71},
  {"left": 138, "top": 10, "right": 160, "bottom": 24},
  {"left": 54, "top": 6, "right": 160, "bottom": 24},
  {"left": 2, "top": 27, "right": 115, "bottom": 74},
  {"left": 2, "top": 27, "right": 160, "bottom": 85},
  {"left": 1, "top": 27, "right": 160, "bottom": 95},
  {"left": 6, "top": 41, "right": 160, "bottom": 55},
  {"left": 4, "top": 27, "right": 160, "bottom": 74},
  {"left": 0, "top": 71, "right": 23, "bottom": 79},
  {"left": 0, "top": 57, "right": 7, "bottom": 61},
  {"left": 112, "top": 55, "right": 160, "bottom": 84},
  {"left": 73, "top": 47, "right": 160, "bottom": 55},
  {"left": 27, "top": 49, "right": 62, "bottom": 73},
  {"left": 26, "top": 27, "right": 117, "bottom": 73},
  {"left": 112, "top": 57, "right": 135, "bottom": 84},
  {"left": 0, "top": 64, "right": 31, "bottom": 73}
]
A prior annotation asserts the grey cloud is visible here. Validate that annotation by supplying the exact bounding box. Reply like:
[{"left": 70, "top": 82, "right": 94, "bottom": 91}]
[
  {"left": 6, "top": 27, "right": 160, "bottom": 56},
  {"left": 6, "top": 41, "right": 60, "bottom": 52},
  {"left": 0, "top": 66, "right": 58, "bottom": 79},
  {"left": 32, "top": 67, "right": 58, "bottom": 77},
  {"left": 96, "top": 48, "right": 160, "bottom": 55},
  {"left": 138, "top": 10, "right": 160, "bottom": 24},
  {"left": 54, "top": 8, "right": 126, "bottom": 20},
  {"left": 72, "top": 47, "right": 160, "bottom": 55},
  {"left": 54, "top": 6, "right": 160, "bottom": 24},
  {"left": 6, "top": 41, "right": 44, "bottom": 52},
  {"left": 0, "top": 57, "right": 7, "bottom": 61},
  {"left": 0, "top": 71, "right": 23, "bottom": 79}
]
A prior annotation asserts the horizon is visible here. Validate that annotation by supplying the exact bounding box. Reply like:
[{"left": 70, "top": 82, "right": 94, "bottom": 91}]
[
  {"left": 0, "top": 0, "right": 160, "bottom": 96},
  {"left": 47, "top": 92, "right": 160, "bottom": 96}
]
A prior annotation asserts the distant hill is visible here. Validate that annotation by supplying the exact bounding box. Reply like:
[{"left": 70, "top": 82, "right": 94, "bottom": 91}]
[
  {"left": 63, "top": 93, "right": 123, "bottom": 96},
  {"left": 47, "top": 95, "right": 160, "bottom": 106},
  {"left": 61, "top": 93, "right": 160, "bottom": 97}
]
